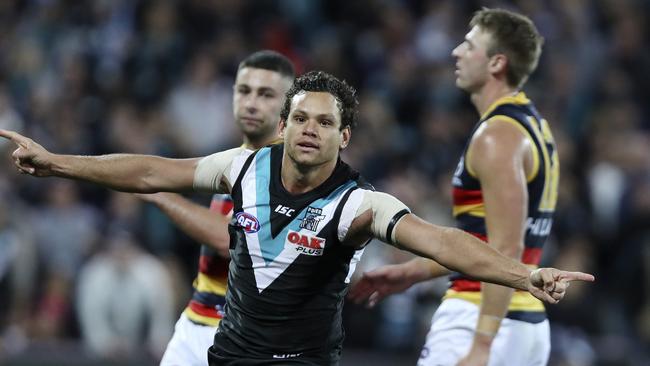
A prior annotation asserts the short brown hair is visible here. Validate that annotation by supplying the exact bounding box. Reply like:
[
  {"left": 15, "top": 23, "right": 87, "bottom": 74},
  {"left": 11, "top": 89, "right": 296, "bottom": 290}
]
[
  {"left": 238, "top": 50, "right": 295, "bottom": 79},
  {"left": 470, "top": 8, "right": 544, "bottom": 88}
]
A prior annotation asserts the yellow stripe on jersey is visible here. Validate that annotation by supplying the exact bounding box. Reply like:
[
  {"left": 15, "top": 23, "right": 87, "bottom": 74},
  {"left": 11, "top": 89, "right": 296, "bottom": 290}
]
[
  {"left": 194, "top": 272, "right": 227, "bottom": 296},
  {"left": 464, "top": 136, "right": 479, "bottom": 178},
  {"left": 443, "top": 289, "right": 545, "bottom": 312},
  {"left": 183, "top": 308, "right": 222, "bottom": 327},
  {"left": 480, "top": 92, "right": 531, "bottom": 121},
  {"left": 525, "top": 117, "right": 560, "bottom": 212},
  {"left": 452, "top": 203, "right": 486, "bottom": 217}
]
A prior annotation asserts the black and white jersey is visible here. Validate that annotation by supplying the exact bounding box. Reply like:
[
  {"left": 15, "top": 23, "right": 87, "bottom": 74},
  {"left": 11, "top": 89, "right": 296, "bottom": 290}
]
[{"left": 214, "top": 144, "right": 369, "bottom": 362}]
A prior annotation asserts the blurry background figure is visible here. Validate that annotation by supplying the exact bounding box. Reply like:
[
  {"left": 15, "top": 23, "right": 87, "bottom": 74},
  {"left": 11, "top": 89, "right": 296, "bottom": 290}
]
[
  {"left": 31, "top": 181, "right": 100, "bottom": 283},
  {"left": 28, "top": 180, "right": 100, "bottom": 341},
  {"left": 76, "top": 229, "right": 174, "bottom": 362},
  {"left": 0, "top": 195, "right": 35, "bottom": 357},
  {"left": 165, "top": 48, "right": 239, "bottom": 156}
]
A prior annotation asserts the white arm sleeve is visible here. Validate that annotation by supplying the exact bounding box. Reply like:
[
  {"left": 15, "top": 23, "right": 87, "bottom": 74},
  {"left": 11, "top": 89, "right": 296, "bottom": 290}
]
[
  {"left": 193, "top": 147, "right": 249, "bottom": 193},
  {"left": 345, "top": 190, "right": 410, "bottom": 244}
]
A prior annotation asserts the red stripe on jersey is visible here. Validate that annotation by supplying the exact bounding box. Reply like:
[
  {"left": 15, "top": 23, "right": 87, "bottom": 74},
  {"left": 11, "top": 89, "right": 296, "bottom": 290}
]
[
  {"left": 468, "top": 232, "right": 488, "bottom": 242},
  {"left": 453, "top": 188, "right": 483, "bottom": 206},
  {"left": 210, "top": 196, "right": 234, "bottom": 215},
  {"left": 188, "top": 300, "right": 223, "bottom": 319},
  {"left": 199, "top": 255, "right": 229, "bottom": 278},
  {"left": 450, "top": 232, "right": 487, "bottom": 291},
  {"left": 451, "top": 279, "right": 482, "bottom": 292},
  {"left": 522, "top": 247, "right": 542, "bottom": 265},
  {"left": 451, "top": 234, "right": 541, "bottom": 291}
]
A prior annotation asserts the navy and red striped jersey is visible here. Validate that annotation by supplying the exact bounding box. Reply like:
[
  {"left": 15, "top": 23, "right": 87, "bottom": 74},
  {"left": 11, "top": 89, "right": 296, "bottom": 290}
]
[
  {"left": 446, "top": 92, "right": 559, "bottom": 323},
  {"left": 183, "top": 194, "right": 232, "bottom": 326}
]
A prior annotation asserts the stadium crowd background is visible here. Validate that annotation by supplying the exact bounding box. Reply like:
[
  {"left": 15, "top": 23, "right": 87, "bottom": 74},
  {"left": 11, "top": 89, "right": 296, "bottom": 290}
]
[{"left": 0, "top": 0, "right": 648, "bottom": 365}]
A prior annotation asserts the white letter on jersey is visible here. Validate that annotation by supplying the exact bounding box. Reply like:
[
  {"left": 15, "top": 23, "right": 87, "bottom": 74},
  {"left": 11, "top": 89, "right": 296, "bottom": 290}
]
[{"left": 275, "top": 205, "right": 296, "bottom": 217}]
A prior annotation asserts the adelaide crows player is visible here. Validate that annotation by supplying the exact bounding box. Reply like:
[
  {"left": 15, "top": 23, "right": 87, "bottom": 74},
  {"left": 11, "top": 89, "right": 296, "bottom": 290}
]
[{"left": 350, "top": 8, "right": 561, "bottom": 366}]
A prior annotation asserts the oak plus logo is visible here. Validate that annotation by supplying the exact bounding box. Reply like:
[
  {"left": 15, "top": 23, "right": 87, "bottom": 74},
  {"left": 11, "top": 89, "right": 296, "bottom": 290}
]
[
  {"left": 285, "top": 230, "right": 325, "bottom": 256},
  {"left": 299, "top": 206, "right": 325, "bottom": 232},
  {"left": 235, "top": 212, "right": 260, "bottom": 233}
]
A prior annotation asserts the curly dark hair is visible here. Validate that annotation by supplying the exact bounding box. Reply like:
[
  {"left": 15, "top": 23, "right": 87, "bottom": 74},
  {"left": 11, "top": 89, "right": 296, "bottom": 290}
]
[{"left": 280, "top": 71, "right": 359, "bottom": 130}]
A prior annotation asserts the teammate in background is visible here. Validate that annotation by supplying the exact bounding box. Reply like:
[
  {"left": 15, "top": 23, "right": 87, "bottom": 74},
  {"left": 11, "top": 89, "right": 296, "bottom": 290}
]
[
  {"left": 1, "top": 70, "right": 592, "bottom": 365},
  {"left": 349, "top": 8, "right": 560, "bottom": 366},
  {"left": 138, "top": 50, "right": 295, "bottom": 366}
]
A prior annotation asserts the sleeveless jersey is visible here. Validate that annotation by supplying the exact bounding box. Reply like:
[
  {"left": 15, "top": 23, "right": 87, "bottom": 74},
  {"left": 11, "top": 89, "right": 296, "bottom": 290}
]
[
  {"left": 213, "top": 144, "right": 368, "bottom": 363},
  {"left": 183, "top": 194, "right": 232, "bottom": 326},
  {"left": 446, "top": 92, "right": 559, "bottom": 323}
]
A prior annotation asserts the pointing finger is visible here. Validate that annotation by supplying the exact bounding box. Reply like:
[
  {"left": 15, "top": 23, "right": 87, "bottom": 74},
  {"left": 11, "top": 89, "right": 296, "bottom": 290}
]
[
  {"left": 0, "top": 129, "right": 30, "bottom": 147},
  {"left": 560, "top": 271, "right": 595, "bottom": 283},
  {"left": 0, "top": 129, "right": 19, "bottom": 141}
]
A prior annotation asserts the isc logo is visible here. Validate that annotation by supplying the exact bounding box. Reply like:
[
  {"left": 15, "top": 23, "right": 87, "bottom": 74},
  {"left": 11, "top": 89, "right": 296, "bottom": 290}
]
[
  {"left": 286, "top": 230, "right": 325, "bottom": 256},
  {"left": 274, "top": 205, "right": 295, "bottom": 217},
  {"left": 235, "top": 212, "right": 260, "bottom": 233}
]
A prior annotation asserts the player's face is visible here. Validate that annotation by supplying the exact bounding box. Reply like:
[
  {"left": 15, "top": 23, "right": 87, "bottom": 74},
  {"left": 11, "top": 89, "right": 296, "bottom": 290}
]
[
  {"left": 279, "top": 91, "right": 350, "bottom": 168},
  {"left": 233, "top": 67, "right": 293, "bottom": 144},
  {"left": 452, "top": 26, "right": 493, "bottom": 92}
]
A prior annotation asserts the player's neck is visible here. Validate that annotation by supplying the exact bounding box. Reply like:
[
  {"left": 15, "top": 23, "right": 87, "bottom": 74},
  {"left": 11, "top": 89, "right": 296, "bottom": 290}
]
[
  {"left": 242, "top": 134, "right": 277, "bottom": 150},
  {"left": 470, "top": 81, "right": 518, "bottom": 117},
  {"left": 280, "top": 154, "right": 337, "bottom": 195}
]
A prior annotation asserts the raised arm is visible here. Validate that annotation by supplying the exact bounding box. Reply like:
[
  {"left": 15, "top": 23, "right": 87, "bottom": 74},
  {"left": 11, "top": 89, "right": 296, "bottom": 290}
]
[{"left": 0, "top": 129, "right": 197, "bottom": 192}]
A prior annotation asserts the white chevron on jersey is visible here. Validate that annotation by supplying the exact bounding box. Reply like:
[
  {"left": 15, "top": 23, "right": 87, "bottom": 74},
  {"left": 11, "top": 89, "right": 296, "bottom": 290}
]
[
  {"left": 239, "top": 154, "right": 356, "bottom": 293},
  {"left": 337, "top": 188, "right": 367, "bottom": 283}
]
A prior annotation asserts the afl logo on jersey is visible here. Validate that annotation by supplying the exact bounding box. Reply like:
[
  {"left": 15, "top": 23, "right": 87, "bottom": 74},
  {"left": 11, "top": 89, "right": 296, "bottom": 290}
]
[{"left": 235, "top": 212, "right": 260, "bottom": 233}]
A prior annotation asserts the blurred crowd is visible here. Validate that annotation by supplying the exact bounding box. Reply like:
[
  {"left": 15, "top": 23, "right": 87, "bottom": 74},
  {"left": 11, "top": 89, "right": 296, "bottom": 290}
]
[{"left": 0, "top": 0, "right": 649, "bottom": 365}]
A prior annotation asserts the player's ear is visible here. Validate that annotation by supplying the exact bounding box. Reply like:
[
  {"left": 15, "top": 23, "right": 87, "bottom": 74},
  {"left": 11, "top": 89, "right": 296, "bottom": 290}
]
[
  {"left": 489, "top": 54, "right": 507, "bottom": 75},
  {"left": 340, "top": 126, "right": 351, "bottom": 150},
  {"left": 278, "top": 119, "right": 287, "bottom": 138}
]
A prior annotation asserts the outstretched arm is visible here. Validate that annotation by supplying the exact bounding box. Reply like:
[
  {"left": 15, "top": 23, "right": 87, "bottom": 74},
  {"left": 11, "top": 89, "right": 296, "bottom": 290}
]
[
  {"left": 393, "top": 214, "right": 592, "bottom": 303},
  {"left": 1, "top": 129, "right": 198, "bottom": 193},
  {"left": 344, "top": 191, "right": 594, "bottom": 304},
  {"left": 136, "top": 193, "right": 231, "bottom": 257}
]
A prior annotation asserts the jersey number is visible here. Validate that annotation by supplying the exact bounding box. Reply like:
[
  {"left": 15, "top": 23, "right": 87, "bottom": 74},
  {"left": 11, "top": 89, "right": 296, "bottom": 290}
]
[{"left": 528, "top": 117, "right": 559, "bottom": 212}]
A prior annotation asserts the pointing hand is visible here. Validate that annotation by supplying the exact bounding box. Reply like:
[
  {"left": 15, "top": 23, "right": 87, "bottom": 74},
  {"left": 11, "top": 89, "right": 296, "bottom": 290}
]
[{"left": 0, "top": 129, "right": 56, "bottom": 177}]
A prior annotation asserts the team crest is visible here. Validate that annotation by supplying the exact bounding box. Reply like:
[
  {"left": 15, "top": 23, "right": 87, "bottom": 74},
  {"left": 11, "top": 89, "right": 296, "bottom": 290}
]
[{"left": 299, "top": 206, "right": 326, "bottom": 232}]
